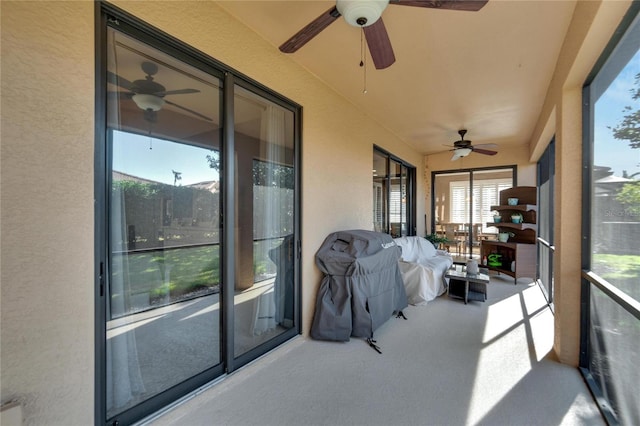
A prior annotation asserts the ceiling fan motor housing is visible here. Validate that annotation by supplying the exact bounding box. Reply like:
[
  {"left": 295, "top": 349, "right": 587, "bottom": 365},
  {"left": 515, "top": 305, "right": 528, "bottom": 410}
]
[{"left": 337, "top": 0, "right": 389, "bottom": 27}]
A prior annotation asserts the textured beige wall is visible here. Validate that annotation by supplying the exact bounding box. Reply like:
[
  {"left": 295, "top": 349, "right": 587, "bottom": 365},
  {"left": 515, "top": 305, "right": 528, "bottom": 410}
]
[
  {"left": 1, "top": 1, "right": 95, "bottom": 424},
  {"left": 1, "top": 2, "right": 423, "bottom": 423}
]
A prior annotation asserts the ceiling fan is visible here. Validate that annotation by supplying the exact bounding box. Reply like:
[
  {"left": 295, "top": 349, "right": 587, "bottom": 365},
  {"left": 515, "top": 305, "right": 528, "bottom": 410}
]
[
  {"left": 107, "top": 61, "right": 211, "bottom": 122},
  {"left": 279, "top": 0, "right": 488, "bottom": 70},
  {"left": 446, "top": 129, "right": 498, "bottom": 161}
]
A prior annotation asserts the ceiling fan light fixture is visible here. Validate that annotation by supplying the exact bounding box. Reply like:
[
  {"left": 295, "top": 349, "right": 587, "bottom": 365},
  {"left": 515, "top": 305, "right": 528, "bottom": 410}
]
[
  {"left": 132, "top": 93, "right": 165, "bottom": 111},
  {"left": 337, "top": 0, "right": 389, "bottom": 27},
  {"left": 456, "top": 147, "right": 472, "bottom": 157}
]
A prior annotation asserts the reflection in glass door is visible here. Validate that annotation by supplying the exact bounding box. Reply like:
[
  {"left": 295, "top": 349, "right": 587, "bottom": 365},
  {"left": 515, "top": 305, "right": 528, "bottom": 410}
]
[
  {"left": 233, "top": 85, "right": 296, "bottom": 357},
  {"left": 106, "top": 27, "right": 222, "bottom": 421}
]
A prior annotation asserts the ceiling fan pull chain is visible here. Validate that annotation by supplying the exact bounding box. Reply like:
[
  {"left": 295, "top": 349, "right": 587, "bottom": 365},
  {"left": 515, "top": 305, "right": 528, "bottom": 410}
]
[
  {"left": 147, "top": 124, "right": 153, "bottom": 150},
  {"left": 360, "top": 27, "right": 367, "bottom": 94}
]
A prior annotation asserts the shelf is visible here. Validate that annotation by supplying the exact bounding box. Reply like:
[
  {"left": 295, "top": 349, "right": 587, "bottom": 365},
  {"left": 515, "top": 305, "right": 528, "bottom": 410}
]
[
  {"left": 490, "top": 204, "right": 537, "bottom": 212},
  {"left": 486, "top": 222, "right": 537, "bottom": 232},
  {"left": 480, "top": 240, "right": 518, "bottom": 248},
  {"left": 483, "top": 265, "right": 516, "bottom": 277}
]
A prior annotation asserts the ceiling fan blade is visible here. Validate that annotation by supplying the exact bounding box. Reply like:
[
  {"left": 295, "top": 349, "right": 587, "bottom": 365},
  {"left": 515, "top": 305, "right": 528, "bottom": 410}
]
[
  {"left": 363, "top": 17, "right": 396, "bottom": 70},
  {"left": 472, "top": 148, "right": 498, "bottom": 156},
  {"left": 279, "top": 6, "right": 341, "bottom": 53},
  {"left": 107, "top": 71, "right": 133, "bottom": 91},
  {"left": 160, "top": 88, "right": 200, "bottom": 96},
  {"left": 390, "top": 0, "right": 488, "bottom": 12},
  {"left": 164, "top": 99, "right": 213, "bottom": 122},
  {"left": 107, "top": 91, "right": 132, "bottom": 100},
  {"left": 473, "top": 143, "right": 498, "bottom": 150}
]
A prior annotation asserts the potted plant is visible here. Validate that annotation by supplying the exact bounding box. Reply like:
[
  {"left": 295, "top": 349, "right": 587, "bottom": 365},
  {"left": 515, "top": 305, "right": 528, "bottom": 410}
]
[
  {"left": 492, "top": 211, "right": 502, "bottom": 223},
  {"left": 425, "top": 233, "right": 448, "bottom": 248},
  {"left": 498, "top": 231, "right": 515, "bottom": 242},
  {"left": 511, "top": 212, "right": 523, "bottom": 224}
]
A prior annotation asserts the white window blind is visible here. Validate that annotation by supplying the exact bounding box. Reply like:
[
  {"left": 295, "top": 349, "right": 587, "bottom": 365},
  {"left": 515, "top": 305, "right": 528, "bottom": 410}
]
[{"left": 450, "top": 179, "right": 512, "bottom": 228}]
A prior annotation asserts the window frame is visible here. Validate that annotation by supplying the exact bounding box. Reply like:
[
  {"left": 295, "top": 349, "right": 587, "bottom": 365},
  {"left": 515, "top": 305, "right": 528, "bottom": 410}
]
[{"left": 430, "top": 165, "right": 516, "bottom": 257}]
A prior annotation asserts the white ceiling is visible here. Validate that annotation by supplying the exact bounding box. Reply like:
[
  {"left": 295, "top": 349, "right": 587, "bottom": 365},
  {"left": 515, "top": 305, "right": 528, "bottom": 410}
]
[{"left": 217, "top": 0, "right": 577, "bottom": 155}]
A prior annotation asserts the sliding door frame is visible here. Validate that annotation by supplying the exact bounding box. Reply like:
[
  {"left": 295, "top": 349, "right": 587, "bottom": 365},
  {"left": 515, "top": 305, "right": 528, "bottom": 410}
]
[
  {"left": 373, "top": 145, "right": 417, "bottom": 237},
  {"left": 430, "top": 165, "right": 517, "bottom": 258},
  {"left": 95, "top": 3, "right": 302, "bottom": 424}
]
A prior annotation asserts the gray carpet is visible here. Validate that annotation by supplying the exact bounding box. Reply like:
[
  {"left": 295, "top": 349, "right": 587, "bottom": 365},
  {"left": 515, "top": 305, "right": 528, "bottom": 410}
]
[{"left": 146, "top": 275, "right": 604, "bottom": 426}]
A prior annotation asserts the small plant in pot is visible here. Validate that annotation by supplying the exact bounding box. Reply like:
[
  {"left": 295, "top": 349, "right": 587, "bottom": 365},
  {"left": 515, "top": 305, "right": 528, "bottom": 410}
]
[
  {"left": 498, "top": 232, "right": 515, "bottom": 242},
  {"left": 492, "top": 211, "right": 501, "bottom": 223},
  {"left": 511, "top": 212, "right": 523, "bottom": 224},
  {"left": 425, "top": 233, "right": 448, "bottom": 248}
]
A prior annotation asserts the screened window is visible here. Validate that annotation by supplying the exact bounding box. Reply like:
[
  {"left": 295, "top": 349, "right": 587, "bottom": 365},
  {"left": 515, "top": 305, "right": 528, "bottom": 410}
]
[
  {"left": 581, "top": 4, "right": 640, "bottom": 424},
  {"left": 537, "top": 139, "right": 555, "bottom": 304}
]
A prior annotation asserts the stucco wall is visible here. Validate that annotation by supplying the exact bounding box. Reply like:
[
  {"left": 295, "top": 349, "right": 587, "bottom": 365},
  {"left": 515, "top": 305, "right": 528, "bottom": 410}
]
[
  {"left": 1, "top": 1, "right": 95, "bottom": 424},
  {"left": 0, "top": 2, "right": 424, "bottom": 424}
]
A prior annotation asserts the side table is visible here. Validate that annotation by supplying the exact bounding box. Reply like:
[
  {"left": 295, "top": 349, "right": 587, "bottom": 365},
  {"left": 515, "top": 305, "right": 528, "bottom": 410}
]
[{"left": 445, "top": 269, "right": 490, "bottom": 304}]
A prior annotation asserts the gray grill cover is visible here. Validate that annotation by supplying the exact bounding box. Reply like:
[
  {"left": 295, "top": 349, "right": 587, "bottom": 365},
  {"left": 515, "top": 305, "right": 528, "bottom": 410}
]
[{"left": 311, "top": 230, "right": 408, "bottom": 341}]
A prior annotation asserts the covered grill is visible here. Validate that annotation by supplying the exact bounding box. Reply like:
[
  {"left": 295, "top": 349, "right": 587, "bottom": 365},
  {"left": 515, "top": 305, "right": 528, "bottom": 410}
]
[{"left": 311, "top": 229, "right": 408, "bottom": 342}]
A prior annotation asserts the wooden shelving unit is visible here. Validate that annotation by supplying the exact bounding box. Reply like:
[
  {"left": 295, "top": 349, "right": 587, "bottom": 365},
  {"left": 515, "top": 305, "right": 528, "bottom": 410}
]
[{"left": 481, "top": 186, "right": 537, "bottom": 283}]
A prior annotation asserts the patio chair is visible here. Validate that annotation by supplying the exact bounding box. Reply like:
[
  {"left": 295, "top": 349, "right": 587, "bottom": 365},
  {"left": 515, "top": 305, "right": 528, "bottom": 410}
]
[{"left": 443, "top": 224, "right": 462, "bottom": 255}]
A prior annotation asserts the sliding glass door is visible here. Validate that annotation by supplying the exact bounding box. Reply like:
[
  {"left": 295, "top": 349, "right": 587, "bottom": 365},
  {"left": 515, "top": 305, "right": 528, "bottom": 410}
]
[
  {"left": 105, "top": 27, "right": 223, "bottom": 420},
  {"left": 432, "top": 167, "right": 514, "bottom": 258},
  {"left": 373, "top": 147, "right": 416, "bottom": 237},
  {"left": 98, "top": 7, "right": 301, "bottom": 424},
  {"left": 232, "top": 85, "right": 296, "bottom": 358}
]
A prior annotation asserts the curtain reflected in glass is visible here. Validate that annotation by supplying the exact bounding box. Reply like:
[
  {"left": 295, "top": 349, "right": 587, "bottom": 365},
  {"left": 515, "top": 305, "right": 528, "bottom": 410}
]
[
  {"left": 233, "top": 85, "right": 296, "bottom": 357},
  {"left": 106, "top": 27, "right": 222, "bottom": 418}
]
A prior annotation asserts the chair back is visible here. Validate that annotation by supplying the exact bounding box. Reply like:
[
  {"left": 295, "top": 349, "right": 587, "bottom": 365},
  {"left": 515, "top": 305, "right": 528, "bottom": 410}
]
[
  {"left": 473, "top": 223, "right": 483, "bottom": 241},
  {"left": 443, "top": 224, "right": 458, "bottom": 240}
]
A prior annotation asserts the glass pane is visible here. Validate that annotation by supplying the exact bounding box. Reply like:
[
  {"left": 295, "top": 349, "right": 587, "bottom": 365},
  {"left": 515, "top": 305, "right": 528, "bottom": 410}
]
[
  {"left": 433, "top": 171, "right": 470, "bottom": 256},
  {"left": 106, "top": 28, "right": 222, "bottom": 418},
  {"left": 233, "top": 85, "right": 295, "bottom": 357},
  {"left": 589, "top": 284, "right": 640, "bottom": 424},
  {"left": 537, "top": 141, "right": 554, "bottom": 302},
  {"left": 373, "top": 151, "right": 388, "bottom": 233},
  {"left": 470, "top": 169, "right": 513, "bottom": 257},
  {"left": 389, "top": 160, "right": 405, "bottom": 237},
  {"left": 591, "top": 42, "right": 640, "bottom": 302},
  {"left": 434, "top": 170, "right": 513, "bottom": 258}
]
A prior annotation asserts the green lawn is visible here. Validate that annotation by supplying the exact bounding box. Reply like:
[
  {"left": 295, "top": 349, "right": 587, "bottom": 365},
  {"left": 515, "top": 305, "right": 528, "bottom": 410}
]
[
  {"left": 592, "top": 254, "right": 640, "bottom": 299},
  {"left": 112, "top": 245, "right": 220, "bottom": 303},
  {"left": 111, "top": 239, "right": 283, "bottom": 313}
]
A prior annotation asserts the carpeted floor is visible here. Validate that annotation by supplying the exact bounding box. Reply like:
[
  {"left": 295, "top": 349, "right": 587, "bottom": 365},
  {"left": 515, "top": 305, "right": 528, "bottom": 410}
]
[{"left": 145, "top": 275, "right": 604, "bottom": 426}]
